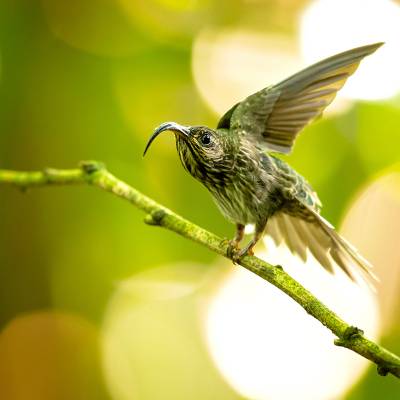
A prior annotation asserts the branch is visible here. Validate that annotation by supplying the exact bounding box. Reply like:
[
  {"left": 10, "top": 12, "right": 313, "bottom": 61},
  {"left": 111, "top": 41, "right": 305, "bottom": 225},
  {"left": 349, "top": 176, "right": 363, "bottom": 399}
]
[{"left": 1, "top": 160, "right": 399, "bottom": 379}]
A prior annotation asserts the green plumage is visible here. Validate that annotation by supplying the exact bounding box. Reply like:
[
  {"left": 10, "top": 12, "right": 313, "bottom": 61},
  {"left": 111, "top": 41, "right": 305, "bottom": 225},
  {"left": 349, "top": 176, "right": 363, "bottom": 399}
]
[{"left": 144, "top": 43, "right": 383, "bottom": 285}]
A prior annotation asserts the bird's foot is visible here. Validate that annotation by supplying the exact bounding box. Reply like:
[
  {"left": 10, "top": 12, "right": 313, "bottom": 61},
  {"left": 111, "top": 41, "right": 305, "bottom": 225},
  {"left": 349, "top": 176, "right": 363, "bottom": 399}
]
[
  {"left": 226, "top": 239, "right": 240, "bottom": 260},
  {"left": 229, "top": 244, "right": 254, "bottom": 263}
]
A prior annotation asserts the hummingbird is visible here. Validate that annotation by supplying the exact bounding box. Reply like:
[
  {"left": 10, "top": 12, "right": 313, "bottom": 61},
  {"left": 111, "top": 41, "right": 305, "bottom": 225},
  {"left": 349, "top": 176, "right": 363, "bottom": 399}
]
[{"left": 144, "top": 43, "right": 382, "bottom": 283}]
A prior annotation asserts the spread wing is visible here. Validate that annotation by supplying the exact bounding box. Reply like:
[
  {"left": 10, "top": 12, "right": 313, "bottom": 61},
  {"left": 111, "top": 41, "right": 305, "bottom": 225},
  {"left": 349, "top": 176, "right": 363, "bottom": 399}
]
[
  {"left": 265, "top": 203, "right": 376, "bottom": 287},
  {"left": 217, "top": 43, "right": 383, "bottom": 154}
]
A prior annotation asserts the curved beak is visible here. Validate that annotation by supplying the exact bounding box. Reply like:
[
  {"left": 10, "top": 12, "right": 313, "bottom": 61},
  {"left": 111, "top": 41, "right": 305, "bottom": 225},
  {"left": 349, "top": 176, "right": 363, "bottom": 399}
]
[{"left": 143, "top": 122, "right": 190, "bottom": 156}]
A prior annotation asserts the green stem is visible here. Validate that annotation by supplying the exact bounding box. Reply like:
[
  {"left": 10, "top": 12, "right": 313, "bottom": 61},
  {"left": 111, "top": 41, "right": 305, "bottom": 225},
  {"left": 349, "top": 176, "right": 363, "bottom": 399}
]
[{"left": 1, "top": 161, "right": 399, "bottom": 379}]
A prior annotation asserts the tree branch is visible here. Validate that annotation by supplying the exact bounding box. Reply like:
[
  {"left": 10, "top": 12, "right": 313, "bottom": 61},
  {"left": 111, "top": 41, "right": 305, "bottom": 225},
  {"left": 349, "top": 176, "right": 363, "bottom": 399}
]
[{"left": 1, "top": 160, "right": 399, "bottom": 379}]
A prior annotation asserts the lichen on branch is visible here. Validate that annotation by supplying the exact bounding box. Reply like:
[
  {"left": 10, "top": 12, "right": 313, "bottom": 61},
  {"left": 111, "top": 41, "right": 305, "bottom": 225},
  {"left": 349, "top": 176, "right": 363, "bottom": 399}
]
[{"left": 1, "top": 161, "right": 399, "bottom": 378}]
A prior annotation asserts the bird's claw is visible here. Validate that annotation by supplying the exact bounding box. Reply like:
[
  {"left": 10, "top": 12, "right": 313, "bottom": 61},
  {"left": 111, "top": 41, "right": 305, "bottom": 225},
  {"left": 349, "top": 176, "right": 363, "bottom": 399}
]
[
  {"left": 237, "top": 247, "right": 254, "bottom": 259},
  {"left": 227, "top": 241, "right": 254, "bottom": 263},
  {"left": 226, "top": 239, "right": 239, "bottom": 260}
]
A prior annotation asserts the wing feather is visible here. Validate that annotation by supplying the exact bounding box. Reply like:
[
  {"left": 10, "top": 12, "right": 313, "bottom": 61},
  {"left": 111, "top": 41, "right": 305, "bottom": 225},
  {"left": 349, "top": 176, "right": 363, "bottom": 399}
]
[{"left": 218, "top": 43, "right": 383, "bottom": 153}]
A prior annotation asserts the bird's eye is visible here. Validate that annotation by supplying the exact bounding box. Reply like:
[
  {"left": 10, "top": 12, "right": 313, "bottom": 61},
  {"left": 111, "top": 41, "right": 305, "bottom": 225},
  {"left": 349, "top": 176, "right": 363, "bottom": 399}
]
[{"left": 200, "top": 133, "right": 212, "bottom": 146}]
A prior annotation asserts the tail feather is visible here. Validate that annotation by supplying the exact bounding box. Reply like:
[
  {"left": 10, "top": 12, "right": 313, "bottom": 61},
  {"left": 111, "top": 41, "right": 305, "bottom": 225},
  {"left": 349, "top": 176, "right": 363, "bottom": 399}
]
[
  {"left": 299, "top": 219, "right": 334, "bottom": 273},
  {"left": 265, "top": 207, "right": 376, "bottom": 288},
  {"left": 268, "top": 216, "right": 284, "bottom": 246},
  {"left": 282, "top": 214, "right": 307, "bottom": 262}
]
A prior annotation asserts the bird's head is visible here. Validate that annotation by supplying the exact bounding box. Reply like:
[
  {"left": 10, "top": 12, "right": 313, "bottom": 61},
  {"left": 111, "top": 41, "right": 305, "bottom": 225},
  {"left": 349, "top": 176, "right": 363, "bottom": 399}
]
[{"left": 143, "top": 122, "right": 236, "bottom": 183}]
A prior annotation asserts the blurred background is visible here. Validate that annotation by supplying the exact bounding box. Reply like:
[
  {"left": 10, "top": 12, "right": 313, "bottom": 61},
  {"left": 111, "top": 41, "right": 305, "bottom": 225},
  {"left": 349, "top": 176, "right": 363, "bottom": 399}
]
[{"left": 0, "top": 0, "right": 400, "bottom": 399}]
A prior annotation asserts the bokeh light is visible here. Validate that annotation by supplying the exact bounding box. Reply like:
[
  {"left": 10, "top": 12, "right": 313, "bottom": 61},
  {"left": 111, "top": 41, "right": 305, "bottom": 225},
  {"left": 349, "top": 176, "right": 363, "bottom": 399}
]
[
  {"left": 0, "top": 312, "right": 108, "bottom": 400},
  {"left": 113, "top": 49, "right": 211, "bottom": 140},
  {"left": 1, "top": 1, "right": 400, "bottom": 399},
  {"left": 300, "top": 0, "right": 400, "bottom": 100},
  {"left": 101, "top": 264, "right": 239, "bottom": 400},
  {"left": 205, "top": 245, "right": 380, "bottom": 400},
  {"left": 192, "top": 29, "right": 302, "bottom": 116},
  {"left": 41, "top": 0, "right": 142, "bottom": 57},
  {"left": 341, "top": 169, "right": 400, "bottom": 332},
  {"left": 116, "top": 0, "right": 231, "bottom": 44}
]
